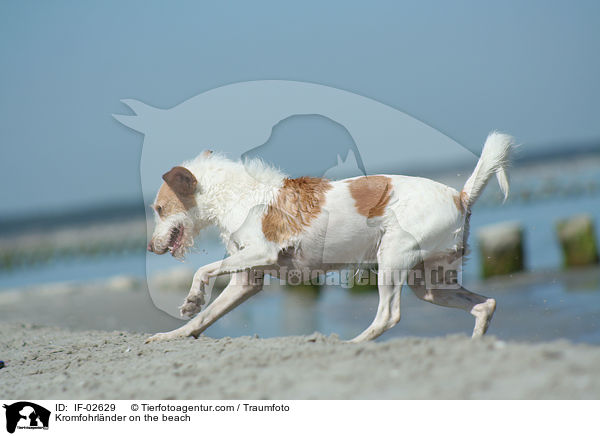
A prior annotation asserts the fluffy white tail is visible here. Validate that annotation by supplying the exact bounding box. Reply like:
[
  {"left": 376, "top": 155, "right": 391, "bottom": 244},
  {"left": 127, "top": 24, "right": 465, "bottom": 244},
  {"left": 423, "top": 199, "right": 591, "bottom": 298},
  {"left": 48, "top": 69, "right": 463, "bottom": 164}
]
[{"left": 462, "top": 131, "right": 513, "bottom": 208}]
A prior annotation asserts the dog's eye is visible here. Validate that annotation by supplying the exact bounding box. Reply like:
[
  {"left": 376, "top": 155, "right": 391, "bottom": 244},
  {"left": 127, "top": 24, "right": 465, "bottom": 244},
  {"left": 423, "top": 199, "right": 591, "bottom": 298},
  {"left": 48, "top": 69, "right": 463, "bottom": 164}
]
[{"left": 155, "top": 205, "right": 163, "bottom": 215}]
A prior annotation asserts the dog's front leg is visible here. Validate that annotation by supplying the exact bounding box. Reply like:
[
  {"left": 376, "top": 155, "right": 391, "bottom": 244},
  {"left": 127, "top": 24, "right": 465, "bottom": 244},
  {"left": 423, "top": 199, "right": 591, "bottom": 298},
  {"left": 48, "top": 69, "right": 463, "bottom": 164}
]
[
  {"left": 146, "top": 271, "right": 263, "bottom": 343},
  {"left": 179, "top": 260, "right": 222, "bottom": 318},
  {"left": 179, "top": 245, "right": 277, "bottom": 318},
  {"left": 204, "top": 246, "right": 279, "bottom": 278}
]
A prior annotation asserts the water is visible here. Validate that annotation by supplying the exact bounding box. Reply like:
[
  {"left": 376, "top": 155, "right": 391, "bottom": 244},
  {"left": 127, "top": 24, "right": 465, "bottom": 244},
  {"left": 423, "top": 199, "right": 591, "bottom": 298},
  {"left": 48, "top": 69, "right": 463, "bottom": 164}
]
[
  {"left": 2, "top": 191, "right": 596, "bottom": 287},
  {"left": 1, "top": 157, "right": 599, "bottom": 343},
  {"left": 0, "top": 254, "right": 146, "bottom": 290},
  {"left": 200, "top": 267, "right": 600, "bottom": 344}
]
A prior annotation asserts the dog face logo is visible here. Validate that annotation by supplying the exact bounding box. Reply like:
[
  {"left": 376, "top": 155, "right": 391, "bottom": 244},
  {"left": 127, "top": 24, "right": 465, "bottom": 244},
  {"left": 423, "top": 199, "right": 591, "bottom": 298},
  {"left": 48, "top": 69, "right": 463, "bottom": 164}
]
[
  {"left": 3, "top": 402, "right": 50, "bottom": 433},
  {"left": 114, "top": 80, "right": 478, "bottom": 317}
]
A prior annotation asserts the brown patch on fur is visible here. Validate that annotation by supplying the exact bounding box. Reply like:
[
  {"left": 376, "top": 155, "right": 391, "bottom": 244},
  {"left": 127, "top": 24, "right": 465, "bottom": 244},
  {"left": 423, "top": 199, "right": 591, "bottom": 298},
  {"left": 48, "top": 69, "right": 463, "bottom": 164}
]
[
  {"left": 452, "top": 191, "right": 469, "bottom": 213},
  {"left": 154, "top": 182, "right": 197, "bottom": 218},
  {"left": 347, "top": 176, "right": 392, "bottom": 218},
  {"left": 460, "top": 190, "right": 470, "bottom": 210},
  {"left": 453, "top": 194, "right": 461, "bottom": 211},
  {"left": 453, "top": 190, "right": 470, "bottom": 213},
  {"left": 453, "top": 194, "right": 462, "bottom": 212},
  {"left": 162, "top": 166, "right": 197, "bottom": 196},
  {"left": 262, "top": 177, "right": 332, "bottom": 244}
]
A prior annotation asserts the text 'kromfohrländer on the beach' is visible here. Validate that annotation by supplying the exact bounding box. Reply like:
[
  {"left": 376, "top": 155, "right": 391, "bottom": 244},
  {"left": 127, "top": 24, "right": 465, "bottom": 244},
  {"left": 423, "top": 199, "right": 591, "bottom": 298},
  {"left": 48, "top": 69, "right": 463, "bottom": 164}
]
[{"left": 52, "top": 401, "right": 291, "bottom": 425}]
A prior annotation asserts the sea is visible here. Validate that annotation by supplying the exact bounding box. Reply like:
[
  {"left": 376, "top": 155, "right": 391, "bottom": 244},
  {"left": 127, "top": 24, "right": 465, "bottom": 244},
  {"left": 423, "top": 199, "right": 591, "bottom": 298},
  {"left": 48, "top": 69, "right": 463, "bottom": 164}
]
[{"left": 1, "top": 150, "right": 599, "bottom": 343}]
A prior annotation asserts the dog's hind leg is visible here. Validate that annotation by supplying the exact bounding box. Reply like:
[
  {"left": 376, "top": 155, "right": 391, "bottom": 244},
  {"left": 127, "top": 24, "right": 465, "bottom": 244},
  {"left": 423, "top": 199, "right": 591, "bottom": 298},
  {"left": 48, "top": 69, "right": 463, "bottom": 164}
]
[
  {"left": 348, "top": 230, "right": 420, "bottom": 343},
  {"left": 146, "top": 271, "right": 263, "bottom": 343},
  {"left": 408, "top": 264, "right": 496, "bottom": 338},
  {"left": 347, "top": 269, "right": 403, "bottom": 343}
]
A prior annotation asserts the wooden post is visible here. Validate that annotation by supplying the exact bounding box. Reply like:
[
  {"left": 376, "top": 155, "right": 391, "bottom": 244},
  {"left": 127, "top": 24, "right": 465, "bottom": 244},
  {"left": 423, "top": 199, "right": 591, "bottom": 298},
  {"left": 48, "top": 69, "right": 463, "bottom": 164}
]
[
  {"left": 556, "top": 214, "right": 599, "bottom": 267},
  {"left": 478, "top": 221, "right": 525, "bottom": 279}
]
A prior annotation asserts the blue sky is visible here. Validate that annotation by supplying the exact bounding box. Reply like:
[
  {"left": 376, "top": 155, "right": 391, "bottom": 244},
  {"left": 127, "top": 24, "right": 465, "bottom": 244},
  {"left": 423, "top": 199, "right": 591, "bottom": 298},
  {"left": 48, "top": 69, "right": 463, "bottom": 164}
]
[{"left": 1, "top": 0, "right": 599, "bottom": 217}]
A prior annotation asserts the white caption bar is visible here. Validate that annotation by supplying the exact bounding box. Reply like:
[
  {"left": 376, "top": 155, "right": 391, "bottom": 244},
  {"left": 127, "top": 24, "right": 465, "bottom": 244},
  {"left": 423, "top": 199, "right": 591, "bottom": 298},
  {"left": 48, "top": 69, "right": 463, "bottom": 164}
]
[{"left": 0, "top": 400, "right": 597, "bottom": 436}]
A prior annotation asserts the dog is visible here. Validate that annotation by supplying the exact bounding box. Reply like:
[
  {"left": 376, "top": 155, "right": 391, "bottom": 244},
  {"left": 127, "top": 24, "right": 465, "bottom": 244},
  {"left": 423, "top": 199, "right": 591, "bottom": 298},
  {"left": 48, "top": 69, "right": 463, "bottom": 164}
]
[{"left": 145, "top": 132, "right": 513, "bottom": 343}]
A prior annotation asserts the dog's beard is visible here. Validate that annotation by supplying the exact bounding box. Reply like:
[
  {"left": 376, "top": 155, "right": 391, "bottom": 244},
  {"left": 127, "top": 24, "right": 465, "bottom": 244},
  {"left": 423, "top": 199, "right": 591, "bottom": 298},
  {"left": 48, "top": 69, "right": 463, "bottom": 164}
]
[
  {"left": 171, "top": 216, "right": 198, "bottom": 260},
  {"left": 152, "top": 213, "right": 197, "bottom": 260}
]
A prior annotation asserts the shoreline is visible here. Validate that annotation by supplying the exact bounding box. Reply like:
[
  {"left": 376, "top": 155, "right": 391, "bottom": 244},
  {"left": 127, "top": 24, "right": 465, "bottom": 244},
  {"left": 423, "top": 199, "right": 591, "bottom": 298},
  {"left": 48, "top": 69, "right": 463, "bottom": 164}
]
[{"left": 1, "top": 268, "right": 599, "bottom": 399}]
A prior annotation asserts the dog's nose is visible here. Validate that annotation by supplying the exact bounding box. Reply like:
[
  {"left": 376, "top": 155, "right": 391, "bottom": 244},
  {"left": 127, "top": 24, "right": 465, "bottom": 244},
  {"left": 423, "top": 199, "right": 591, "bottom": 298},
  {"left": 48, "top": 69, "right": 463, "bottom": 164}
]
[{"left": 147, "top": 241, "right": 154, "bottom": 252}]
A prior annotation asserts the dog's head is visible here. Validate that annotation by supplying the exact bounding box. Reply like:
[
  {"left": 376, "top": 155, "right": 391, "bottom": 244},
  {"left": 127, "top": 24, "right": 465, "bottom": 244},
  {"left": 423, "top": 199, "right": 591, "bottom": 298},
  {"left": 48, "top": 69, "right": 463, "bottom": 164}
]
[{"left": 147, "top": 165, "right": 202, "bottom": 259}]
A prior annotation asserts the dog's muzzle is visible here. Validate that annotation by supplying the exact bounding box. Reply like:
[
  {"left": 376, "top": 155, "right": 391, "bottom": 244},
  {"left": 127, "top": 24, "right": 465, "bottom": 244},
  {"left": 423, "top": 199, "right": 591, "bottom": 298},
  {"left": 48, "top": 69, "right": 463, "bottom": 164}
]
[{"left": 147, "top": 240, "right": 168, "bottom": 254}]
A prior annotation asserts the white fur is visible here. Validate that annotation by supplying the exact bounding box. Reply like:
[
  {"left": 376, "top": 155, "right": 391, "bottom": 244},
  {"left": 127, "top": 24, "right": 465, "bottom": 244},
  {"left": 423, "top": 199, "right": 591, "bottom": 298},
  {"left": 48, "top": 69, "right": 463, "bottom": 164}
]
[
  {"left": 146, "top": 133, "right": 513, "bottom": 344},
  {"left": 462, "top": 131, "right": 513, "bottom": 206},
  {"left": 150, "top": 210, "right": 198, "bottom": 259},
  {"left": 183, "top": 153, "right": 285, "bottom": 244}
]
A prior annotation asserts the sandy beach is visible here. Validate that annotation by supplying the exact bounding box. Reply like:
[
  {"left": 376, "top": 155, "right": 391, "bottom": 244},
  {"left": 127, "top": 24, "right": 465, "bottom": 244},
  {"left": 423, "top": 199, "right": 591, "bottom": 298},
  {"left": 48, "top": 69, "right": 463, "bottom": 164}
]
[
  {"left": 2, "top": 322, "right": 600, "bottom": 399},
  {"left": 1, "top": 276, "right": 600, "bottom": 399}
]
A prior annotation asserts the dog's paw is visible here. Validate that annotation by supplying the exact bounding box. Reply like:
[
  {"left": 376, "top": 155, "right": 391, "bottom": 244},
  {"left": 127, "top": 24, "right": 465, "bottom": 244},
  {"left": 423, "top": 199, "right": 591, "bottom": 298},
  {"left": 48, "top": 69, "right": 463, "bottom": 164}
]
[
  {"left": 145, "top": 329, "right": 190, "bottom": 344},
  {"left": 471, "top": 298, "right": 497, "bottom": 338},
  {"left": 145, "top": 332, "right": 176, "bottom": 344},
  {"left": 179, "top": 293, "right": 205, "bottom": 318}
]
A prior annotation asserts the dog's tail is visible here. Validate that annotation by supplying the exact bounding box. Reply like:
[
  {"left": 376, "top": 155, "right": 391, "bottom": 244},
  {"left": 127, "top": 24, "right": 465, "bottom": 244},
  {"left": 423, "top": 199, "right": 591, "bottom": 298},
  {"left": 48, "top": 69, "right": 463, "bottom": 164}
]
[{"left": 461, "top": 131, "right": 514, "bottom": 209}]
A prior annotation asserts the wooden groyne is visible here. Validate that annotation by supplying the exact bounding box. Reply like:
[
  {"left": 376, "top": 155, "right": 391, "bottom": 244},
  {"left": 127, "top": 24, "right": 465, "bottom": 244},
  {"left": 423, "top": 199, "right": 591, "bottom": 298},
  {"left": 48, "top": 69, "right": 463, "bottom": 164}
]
[
  {"left": 2, "top": 147, "right": 599, "bottom": 277},
  {"left": 477, "top": 222, "right": 525, "bottom": 279},
  {"left": 0, "top": 218, "right": 147, "bottom": 270},
  {"left": 556, "top": 215, "right": 599, "bottom": 267},
  {"left": 0, "top": 204, "right": 147, "bottom": 270},
  {"left": 477, "top": 215, "right": 599, "bottom": 278}
]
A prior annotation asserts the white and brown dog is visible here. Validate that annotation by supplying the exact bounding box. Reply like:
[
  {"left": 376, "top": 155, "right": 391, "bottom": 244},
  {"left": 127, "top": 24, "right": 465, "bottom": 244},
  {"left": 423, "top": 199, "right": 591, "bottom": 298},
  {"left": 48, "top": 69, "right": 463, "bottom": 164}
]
[{"left": 145, "top": 132, "right": 513, "bottom": 343}]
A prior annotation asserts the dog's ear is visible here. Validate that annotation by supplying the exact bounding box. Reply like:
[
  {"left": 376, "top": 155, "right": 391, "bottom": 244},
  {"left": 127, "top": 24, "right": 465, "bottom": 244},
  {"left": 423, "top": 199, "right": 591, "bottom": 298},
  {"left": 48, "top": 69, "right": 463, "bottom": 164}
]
[{"left": 162, "top": 166, "right": 197, "bottom": 196}]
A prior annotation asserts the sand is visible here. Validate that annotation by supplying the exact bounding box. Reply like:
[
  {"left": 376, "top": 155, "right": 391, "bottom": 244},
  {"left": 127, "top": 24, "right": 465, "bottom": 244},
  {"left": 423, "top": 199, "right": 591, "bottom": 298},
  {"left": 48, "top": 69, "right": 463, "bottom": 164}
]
[
  {"left": 1, "top": 277, "right": 600, "bottom": 399},
  {"left": 2, "top": 323, "right": 600, "bottom": 399}
]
